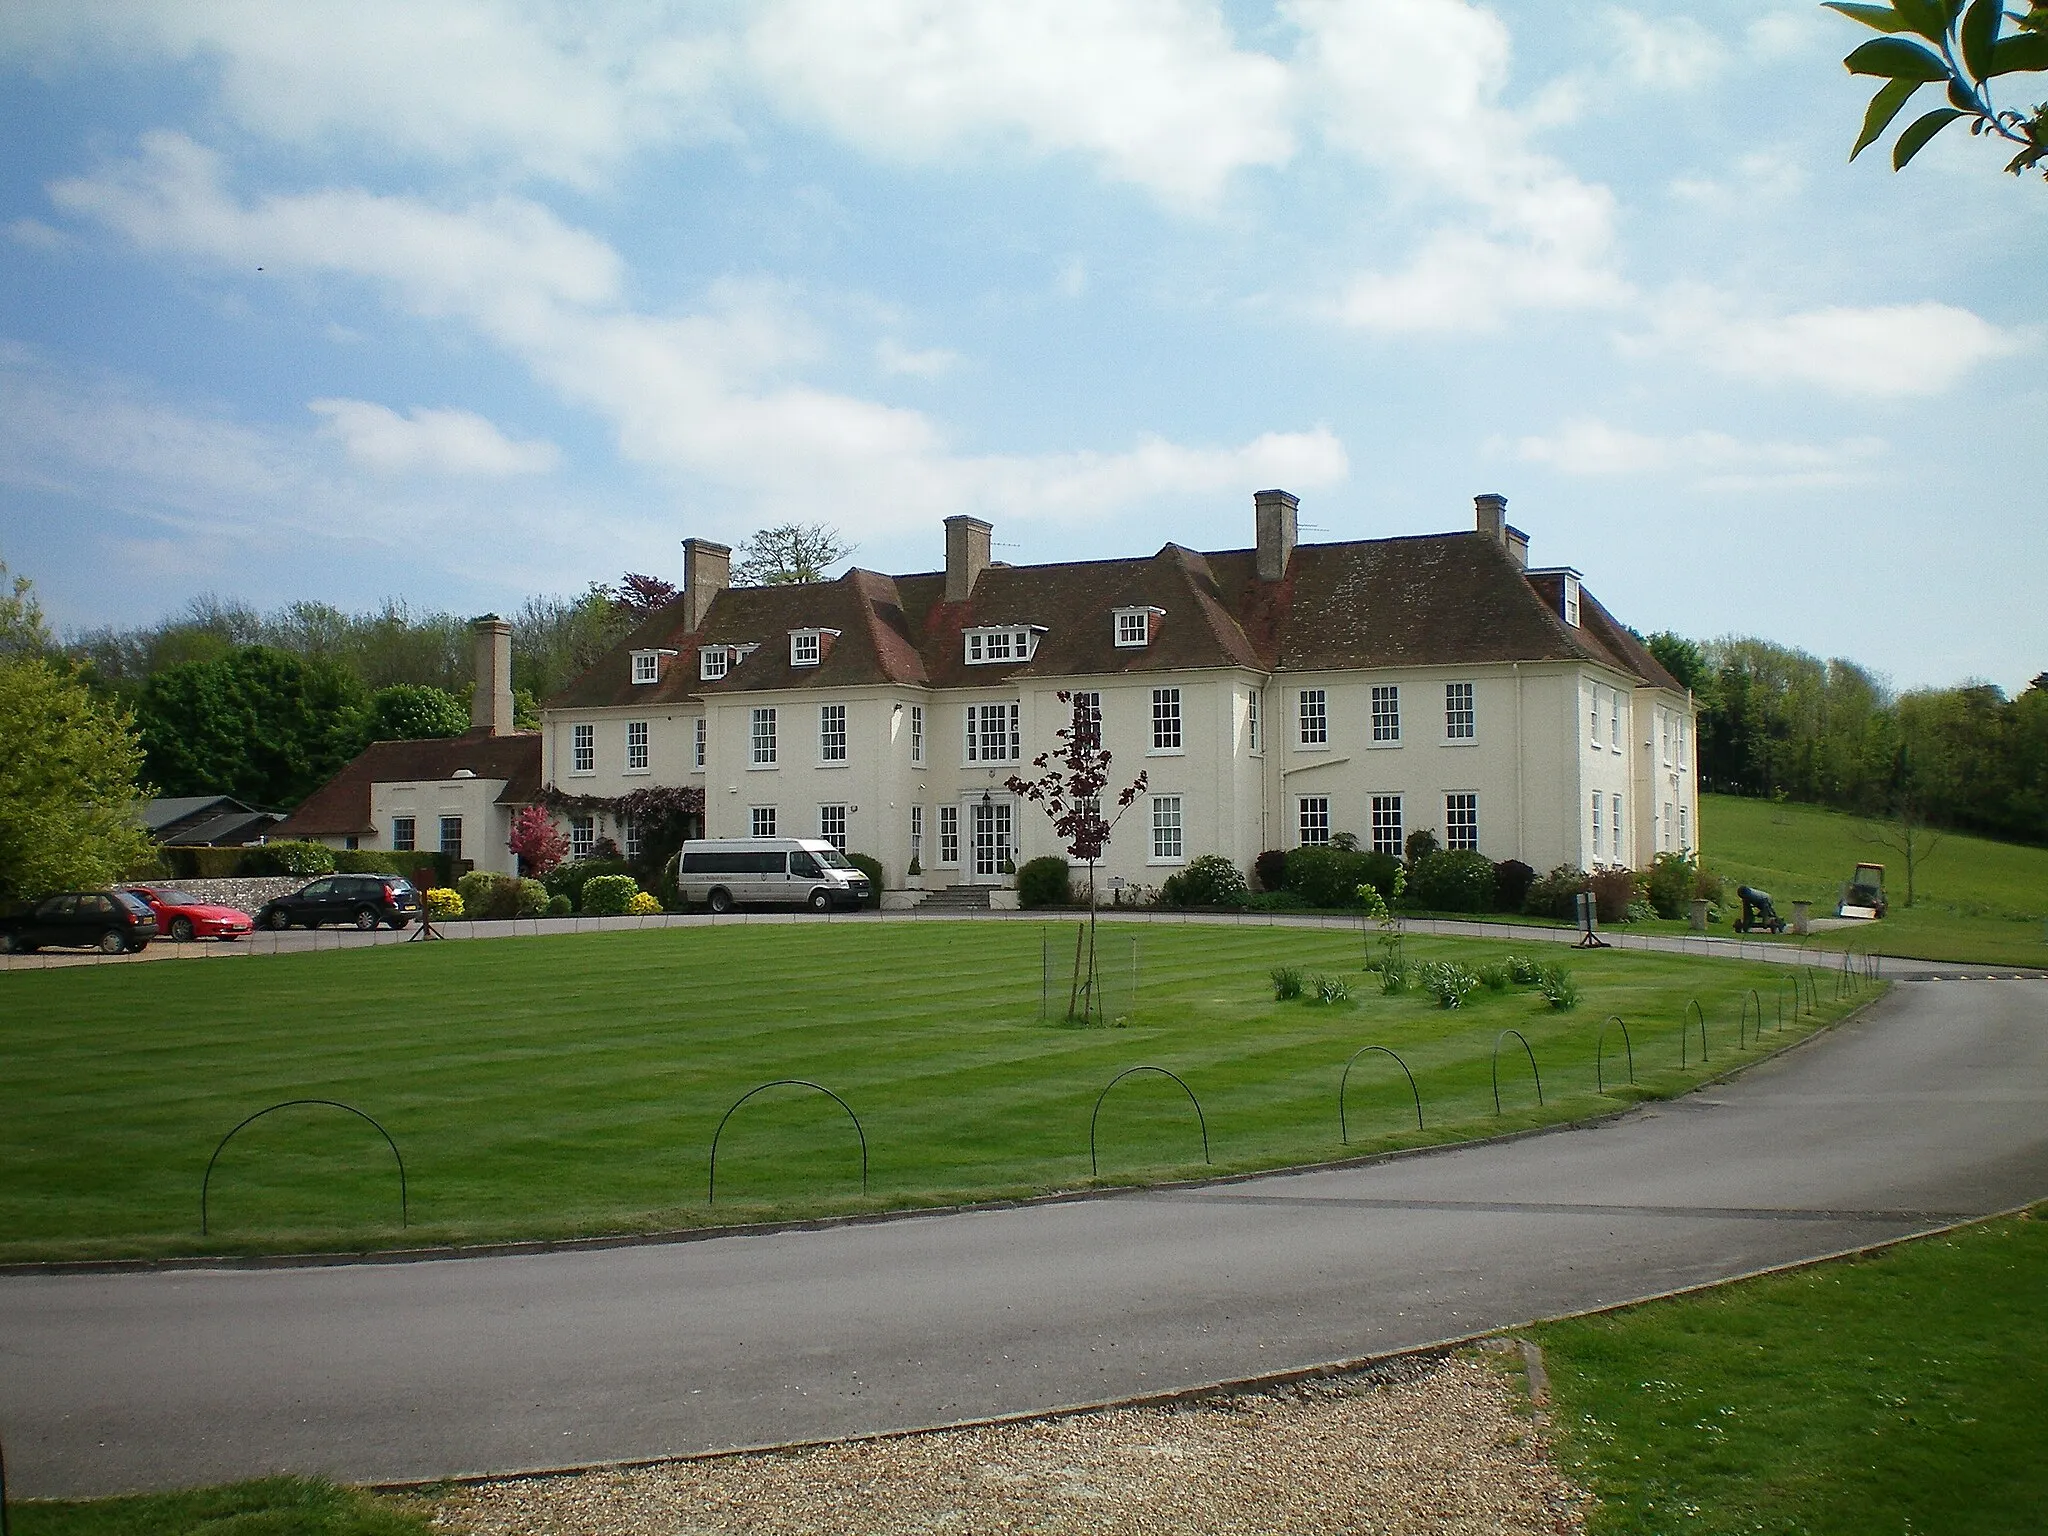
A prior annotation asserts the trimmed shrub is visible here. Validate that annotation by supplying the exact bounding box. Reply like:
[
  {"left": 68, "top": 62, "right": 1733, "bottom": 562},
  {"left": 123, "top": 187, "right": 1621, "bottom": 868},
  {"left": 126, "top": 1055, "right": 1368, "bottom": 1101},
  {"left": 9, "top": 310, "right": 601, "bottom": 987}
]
[
  {"left": 625, "top": 890, "right": 663, "bottom": 916},
  {"left": 1406, "top": 850, "right": 1497, "bottom": 914},
  {"left": 1588, "top": 865, "right": 1639, "bottom": 924},
  {"left": 1538, "top": 963, "right": 1581, "bottom": 1010},
  {"left": 1159, "top": 854, "right": 1250, "bottom": 909},
  {"left": 1524, "top": 863, "right": 1591, "bottom": 921},
  {"left": 580, "top": 874, "right": 640, "bottom": 916},
  {"left": 1492, "top": 858, "right": 1536, "bottom": 914},
  {"left": 546, "top": 894, "right": 571, "bottom": 917},
  {"left": 544, "top": 856, "right": 632, "bottom": 910},
  {"left": 1270, "top": 965, "right": 1305, "bottom": 1001},
  {"left": 1253, "top": 849, "right": 1288, "bottom": 893},
  {"left": 456, "top": 870, "right": 520, "bottom": 921},
  {"left": 1404, "top": 829, "right": 1438, "bottom": 868},
  {"left": 515, "top": 878, "right": 549, "bottom": 916},
  {"left": 240, "top": 841, "right": 336, "bottom": 878},
  {"left": 1017, "top": 855, "right": 1072, "bottom": 909},
  {"left": 1420, "top": 960, "right": 1480, "bottom": 1009},
  {"left": 1285, "top": 847, "right": 1400, "bottom": 909},
  {"left": 425, "top": 887, "right": 464, "bottom": 921},
  {"left": 845, "top": 853, "right": 884, "bottom": 907},
  {"left": 1646, "top": 850, "right": 1725, "bottom": 920}
]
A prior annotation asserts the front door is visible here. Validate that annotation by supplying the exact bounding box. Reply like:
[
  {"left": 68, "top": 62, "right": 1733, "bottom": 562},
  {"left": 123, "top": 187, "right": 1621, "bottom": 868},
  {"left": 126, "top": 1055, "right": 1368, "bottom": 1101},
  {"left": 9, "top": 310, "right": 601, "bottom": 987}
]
[{"left": 970, "top": 798, "right": 1013, "bottom": 882}]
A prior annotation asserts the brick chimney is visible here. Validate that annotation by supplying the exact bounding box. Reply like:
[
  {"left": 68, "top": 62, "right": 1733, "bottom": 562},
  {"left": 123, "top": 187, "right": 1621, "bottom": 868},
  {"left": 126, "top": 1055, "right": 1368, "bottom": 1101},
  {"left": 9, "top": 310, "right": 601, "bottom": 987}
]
[
  {"left": 1474, "top": 493, "right": 1528, "bottom": 568},
  {"left": 1255, "top": 489, "right": 1298, "bottom": 582},
  {"left": 470, "top": 615, "right": 514, "bottom": 736},
  {"left": 945, "top": 515, "right": 992, "bottom": 603},
  {"left": 682, "top": 537, "right": 731, "bottom": 632}
]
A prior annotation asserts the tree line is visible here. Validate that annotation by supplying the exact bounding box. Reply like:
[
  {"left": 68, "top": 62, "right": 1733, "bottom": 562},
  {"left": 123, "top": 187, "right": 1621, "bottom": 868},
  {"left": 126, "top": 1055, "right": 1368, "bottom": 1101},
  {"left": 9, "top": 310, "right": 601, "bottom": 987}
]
[{"left": 1646, "top": 633, "right": 2048, "bottom": 847}]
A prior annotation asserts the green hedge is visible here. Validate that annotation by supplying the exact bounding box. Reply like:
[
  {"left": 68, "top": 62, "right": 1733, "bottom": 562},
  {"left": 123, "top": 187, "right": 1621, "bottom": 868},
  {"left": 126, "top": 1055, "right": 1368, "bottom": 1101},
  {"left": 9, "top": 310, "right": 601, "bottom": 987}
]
[
  {"left": 580, "top": 874, "right": 641, "bottom": 916},
  {"left": 1406, "top": 849, "right": 1497, "bottom": 913},
  {"left": 1017, "top": 855, "right": 1071, "bottom": 908},
  {"left": 1284, "top": 846, "right": 1401, "bottom": 908},
  {"left": 845, "top": 852, "right": 884, "bottom": 907},
  {"left": 1159, "top": 853, "right": 1250, "bottom": 909}
]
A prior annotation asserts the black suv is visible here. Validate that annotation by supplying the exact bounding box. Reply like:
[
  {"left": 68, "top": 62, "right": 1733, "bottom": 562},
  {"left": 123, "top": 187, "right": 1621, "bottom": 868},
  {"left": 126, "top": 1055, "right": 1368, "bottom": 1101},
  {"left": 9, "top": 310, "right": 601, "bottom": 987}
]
[
  {"left": 255, "top": 874, "right": 423, "bottom": 932},
  {"left": 2, "top": 890, "right": 159, "bottom": 954}
]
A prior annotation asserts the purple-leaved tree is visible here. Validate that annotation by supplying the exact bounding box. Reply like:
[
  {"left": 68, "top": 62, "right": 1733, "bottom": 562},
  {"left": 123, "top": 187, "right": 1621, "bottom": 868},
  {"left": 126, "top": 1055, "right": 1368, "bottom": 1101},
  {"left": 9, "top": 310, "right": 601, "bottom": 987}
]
[{"left": 1007, "top": 690, "right": 1147, "bottom": 1022}]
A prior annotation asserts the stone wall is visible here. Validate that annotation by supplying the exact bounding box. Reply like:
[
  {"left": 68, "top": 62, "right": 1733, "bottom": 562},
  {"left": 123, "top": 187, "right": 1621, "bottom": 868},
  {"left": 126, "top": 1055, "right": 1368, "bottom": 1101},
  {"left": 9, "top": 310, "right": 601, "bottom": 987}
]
[{"left": 137, "top": 876, "right": 303, "bottom": 914}]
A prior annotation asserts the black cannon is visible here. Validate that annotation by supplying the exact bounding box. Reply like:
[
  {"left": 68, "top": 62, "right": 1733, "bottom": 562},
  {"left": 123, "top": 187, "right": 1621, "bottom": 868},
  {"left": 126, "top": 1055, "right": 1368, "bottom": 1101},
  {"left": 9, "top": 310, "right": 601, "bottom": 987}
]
[{"left": 1735, "top": 885, "right": 1786, "bottom": 935}]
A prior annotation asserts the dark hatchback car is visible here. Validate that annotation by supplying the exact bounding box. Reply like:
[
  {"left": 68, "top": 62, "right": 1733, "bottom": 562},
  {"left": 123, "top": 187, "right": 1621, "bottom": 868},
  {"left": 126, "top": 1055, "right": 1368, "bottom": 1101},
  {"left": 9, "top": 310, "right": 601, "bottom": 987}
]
[
  {"left": 2, "top": 890, "right": 159, "bottom": 954},
  {"left": 255, "top": 874, "right": 423, "bottom": 932}
]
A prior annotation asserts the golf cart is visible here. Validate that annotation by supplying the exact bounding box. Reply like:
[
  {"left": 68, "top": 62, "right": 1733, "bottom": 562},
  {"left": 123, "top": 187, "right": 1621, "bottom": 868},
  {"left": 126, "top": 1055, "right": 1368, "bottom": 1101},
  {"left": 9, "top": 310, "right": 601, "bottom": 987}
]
[{"left": 1837, "top": 862, "right": 1888, "bottom": 920}]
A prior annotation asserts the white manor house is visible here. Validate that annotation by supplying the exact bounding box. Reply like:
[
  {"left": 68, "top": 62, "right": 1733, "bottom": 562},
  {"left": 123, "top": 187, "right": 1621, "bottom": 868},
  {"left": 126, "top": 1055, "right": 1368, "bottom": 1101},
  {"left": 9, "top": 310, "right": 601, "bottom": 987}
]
[{"left": 280, "top": 491, "right": 1700, "bottom": 892}]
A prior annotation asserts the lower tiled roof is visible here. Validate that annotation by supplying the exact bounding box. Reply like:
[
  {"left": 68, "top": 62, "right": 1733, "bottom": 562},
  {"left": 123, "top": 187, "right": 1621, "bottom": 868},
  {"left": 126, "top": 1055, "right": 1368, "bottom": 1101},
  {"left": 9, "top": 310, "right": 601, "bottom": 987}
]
[{"left": 271, "top": 730, "right": 541, "bottom": 839}]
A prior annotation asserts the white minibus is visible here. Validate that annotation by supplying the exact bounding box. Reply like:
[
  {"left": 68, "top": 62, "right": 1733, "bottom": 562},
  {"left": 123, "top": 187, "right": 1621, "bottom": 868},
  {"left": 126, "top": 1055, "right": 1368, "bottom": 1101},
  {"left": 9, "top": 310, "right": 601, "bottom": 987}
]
[{"left": 676, "top": 838, "right": 871, "bottom": 913}]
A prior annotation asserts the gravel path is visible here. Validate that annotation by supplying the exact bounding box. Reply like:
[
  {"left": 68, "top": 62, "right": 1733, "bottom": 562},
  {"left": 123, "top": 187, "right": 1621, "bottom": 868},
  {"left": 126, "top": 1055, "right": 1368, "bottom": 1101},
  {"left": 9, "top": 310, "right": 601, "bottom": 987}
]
[{"left": 437, "top": 1353, "right": 1588, "bottom": 1536}]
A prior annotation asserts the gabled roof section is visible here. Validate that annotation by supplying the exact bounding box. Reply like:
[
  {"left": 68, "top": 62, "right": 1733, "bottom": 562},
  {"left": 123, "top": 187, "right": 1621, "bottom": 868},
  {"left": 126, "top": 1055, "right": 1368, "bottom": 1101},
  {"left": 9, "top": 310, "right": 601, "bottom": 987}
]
[
  {"left": 271, "top": 729, "right": 541, "bottom": 839},
  {"left": 693, "top": 569, "right": 926, "bottom": 694}
]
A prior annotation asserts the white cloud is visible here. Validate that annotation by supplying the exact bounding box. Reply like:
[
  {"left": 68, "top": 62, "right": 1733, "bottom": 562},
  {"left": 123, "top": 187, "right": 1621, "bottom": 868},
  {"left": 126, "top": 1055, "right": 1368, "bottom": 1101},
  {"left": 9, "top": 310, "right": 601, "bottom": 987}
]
[
  {"left": 1287, "top": 0, "right": 1629, "bottom": 332},
  {"left": 309, "top": 399, "right": 560, "bottom": 476},
  {"left": 1669, "top": 151, "right": 1805, "bottom": 207},
  {"left": 1507, "top": 416, "right": 1887, "bottom": 490},
  {"left": 875, "top": 338, "right": 962, "bottom": 378},
  {"left": 1608, "top": 12, "right": 1726, "bottom": 90},
  {"left": 1632, "top": 291, "right": 2021, "bottom": 399},
  {"left": 50, "top": 136, "right": 1348, "bottom": 547}
]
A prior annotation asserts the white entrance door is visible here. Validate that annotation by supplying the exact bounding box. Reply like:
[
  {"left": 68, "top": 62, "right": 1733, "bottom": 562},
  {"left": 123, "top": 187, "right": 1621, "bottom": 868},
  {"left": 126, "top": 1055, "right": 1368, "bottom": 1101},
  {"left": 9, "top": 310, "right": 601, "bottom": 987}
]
[{"left": 970, "top": 798, "right": 1014, "bottom": 881}]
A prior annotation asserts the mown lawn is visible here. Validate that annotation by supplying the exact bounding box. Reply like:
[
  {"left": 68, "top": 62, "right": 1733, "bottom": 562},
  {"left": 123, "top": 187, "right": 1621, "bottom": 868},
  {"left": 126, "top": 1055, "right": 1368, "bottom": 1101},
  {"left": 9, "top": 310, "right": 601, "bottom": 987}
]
[
  {"left": 7, "top": 1476, "right": 440, "bottom": 1536},
  {"left": 0, "top": 922, "right": 1862, "bottom": 1262},
  {"left": 1702, "top": 793, "right": 2048, "bottom": 966},
  {"left": 1537, "top": 1206, "right": 2047, "bottom": 1535}
]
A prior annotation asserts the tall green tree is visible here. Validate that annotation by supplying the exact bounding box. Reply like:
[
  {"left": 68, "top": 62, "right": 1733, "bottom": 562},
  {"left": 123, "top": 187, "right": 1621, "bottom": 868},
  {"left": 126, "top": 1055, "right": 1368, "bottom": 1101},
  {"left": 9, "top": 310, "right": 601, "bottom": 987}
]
[
  {"left": 133, "top": 646, "right": 369, "bottom": 809},
  {"left": 732, "top": 523, "right": 857, "bottom": 586},
  {"left": 1, "top": 554, "right": 51, "bottom": 658},
  {"left": 362, "top": 683, "right": 470, "bottom": 743}
]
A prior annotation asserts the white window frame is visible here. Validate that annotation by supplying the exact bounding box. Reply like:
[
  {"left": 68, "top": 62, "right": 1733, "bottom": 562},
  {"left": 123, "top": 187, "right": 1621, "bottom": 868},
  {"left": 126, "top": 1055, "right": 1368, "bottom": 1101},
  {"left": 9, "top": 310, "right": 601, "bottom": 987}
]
[
  {"left": 964, "top": 627, "right": 1038, "bottom": 665},
  {"left": 1370, "top": 684, "right": 1401, "bottom": 745},
  {"left": 790, "top": 630, "right": 821, "bottom": 667},
  {"left": 700, "top": 646, "right": 729, "bottom": 681},
  {"left": 1610, "top": 693, "right": 1622, "bottom": 752},
  {"left": 1563, "top": 574, "right": 1581, "bottom": 627},
  {"left": 570, "top": 814, "right": 595, "bottom": 858},
  {"left": 1445, "top": 792, "right": 1478, "bottom": 852},
  {"left": 623, "top": 819, "right": 642, "bottom": 860},
  {"left": 1114, "top": 608, "right": 1156, "bottom": 648},
  {"left": 1298, "top": 688, "right": 1328, "bottom": 748},
  {"left": 1070, "top": 690, "right": 1102, "bottom": 748},
  {"left": 1150, "top": 794, "right": 1184, "bottom": 864},
  {"left": 1247, "top": 689, "right": 1262, "bottom": 755},
  {"left": 1445, "top": 681, "right": 1476, "bottom": 742},
  {"left": 1611, "top": 793, "right": 1624, "bottom": 861},
  {"left": 751, "top": 707, "right": 778, "bottom": 767},
  {"left": 819, "top": 703, "right": 848, "bottom": 764},
  {"left": 571, "top": 722, "right": 595, "bottom": 775},
  {"left": 964, "top": 701, "right": 1022, "bottom": 764},
  {"left": 1591, "top": 793, "right": 1604, "bottom": 861},
  {"left": 631, "top": 650, "right": 660, "bottom": 685},
  {"left": 1679, "top": 802, "right": 1689, "bottom": 849},
  {"left": 1370, "top": 795, "right": 1403, "bottom": 858},
  {"left": 1297, "top": 795, "right": 1330, "bottom": 847},
  {"left": 910, "top": 804, "right": 923, "bottom": 866},
  {"left": 626, "top": 719, "right": 649, "bottom": 772},
  {"left": 1150, "top": 687, "right": 1182, "bottom": 753},
  {"left": 751, "top": 806, "right": 777, "bottom": 839},
  {"left": 1590, "top": 685, "right": 1603, "bottom": 746},
  {"left": 937, "top": 803, "right": 960, "bottom": 866},
  {"left": 391, "top": 815, "right": 415, "bottom": 853},
  {"left": 910, "top": 703, "right": 925, "bottom": 765},
  {"left": 819, "top": 803, "right": 848, "bottom": 851},
  {"left": 693, "top": 716, "right": 706, "bottom": 771}
]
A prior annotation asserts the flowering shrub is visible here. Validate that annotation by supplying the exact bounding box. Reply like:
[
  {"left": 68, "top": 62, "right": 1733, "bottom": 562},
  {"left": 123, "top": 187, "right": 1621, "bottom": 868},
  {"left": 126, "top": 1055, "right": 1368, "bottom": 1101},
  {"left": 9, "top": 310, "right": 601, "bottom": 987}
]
[
  {"left": 425, "top": 887, "right": 464, "bottom": 921},
  {"left": 625, "top": 890, "right": 663, "bottom": 916}
]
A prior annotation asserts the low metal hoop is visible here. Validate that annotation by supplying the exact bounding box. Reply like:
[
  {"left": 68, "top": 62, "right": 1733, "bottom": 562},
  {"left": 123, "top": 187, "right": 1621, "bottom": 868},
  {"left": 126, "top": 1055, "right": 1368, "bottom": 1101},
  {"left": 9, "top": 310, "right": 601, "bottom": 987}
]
[
  {"left": 1090, "top": 1065, "right": 1210, "bottom": 1176},
  {"left": 1338, "top": 1045, "right": 1422, "bottom": 1142},
  {"left": 201, "top": 1099, "right": 407, "bottom": 1236},
  {"left": 1491, "top": 1029, "right": 1544, "bottom": 1114},
  {"left": 1681, "top": 999, "right": 1709, "bottom": 1069},
  {"left": 707, "top": 1080, "right": 867, "bottom": 1205},
  {"left": 1595, "top": 1015, "right": 1634, "bottom": 1095}
]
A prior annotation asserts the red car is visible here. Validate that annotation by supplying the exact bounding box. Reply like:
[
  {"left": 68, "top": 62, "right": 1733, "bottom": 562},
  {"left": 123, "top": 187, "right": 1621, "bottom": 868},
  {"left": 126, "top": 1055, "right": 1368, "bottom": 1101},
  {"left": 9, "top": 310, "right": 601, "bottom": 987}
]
[{"left": 120, "top": 885, "right": 254, "bottom": 942}]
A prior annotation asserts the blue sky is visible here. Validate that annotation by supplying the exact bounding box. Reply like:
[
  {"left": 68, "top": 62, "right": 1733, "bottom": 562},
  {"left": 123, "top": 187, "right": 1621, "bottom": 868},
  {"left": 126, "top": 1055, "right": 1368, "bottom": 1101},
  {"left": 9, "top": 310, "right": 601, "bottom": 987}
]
[{"left": 2, "top": 0, "right": 2041, "bottom": 693}]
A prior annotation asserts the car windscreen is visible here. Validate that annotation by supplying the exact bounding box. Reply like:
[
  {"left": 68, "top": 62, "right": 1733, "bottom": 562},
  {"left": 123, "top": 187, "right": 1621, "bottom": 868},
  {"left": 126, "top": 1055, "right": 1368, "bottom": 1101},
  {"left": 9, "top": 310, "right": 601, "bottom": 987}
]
[
  {"left": 148, "top": 890, "right": 202, "bottom": 906},
  {"left": 816, "top": 848, "right": 854, "bottom": 869}
]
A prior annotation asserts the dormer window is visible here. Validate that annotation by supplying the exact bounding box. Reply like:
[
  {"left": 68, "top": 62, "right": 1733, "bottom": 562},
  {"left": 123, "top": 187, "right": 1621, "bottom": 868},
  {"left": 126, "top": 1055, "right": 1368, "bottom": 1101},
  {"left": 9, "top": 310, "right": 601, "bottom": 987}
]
[
  {"left": 1562, "top": 575, "right": 1581, "bottom": 628},
  {"left": 630, "top": 649, "right": 676, "bottom": 685},
  {"left": 964, "top": 626, "right": 1040, "bottom": 665},
  {"left": 788, "top": 627, "right": 840, "bottom": 667},
  {"left": 1114, "top": 607, "right": 1163, "bottom": 648},
  {"left": 700, "top": 646, "right": 729, "bottom": 681}
]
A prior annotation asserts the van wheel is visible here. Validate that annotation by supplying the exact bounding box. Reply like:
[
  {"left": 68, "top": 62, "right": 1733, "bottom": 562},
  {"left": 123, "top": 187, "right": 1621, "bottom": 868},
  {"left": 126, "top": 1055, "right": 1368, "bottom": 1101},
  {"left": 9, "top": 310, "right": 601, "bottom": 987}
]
[
  {"left": 708, "top": 887, "right": 734, "bottom": 915},
  {"left": 808, "top": 888, "right": 832, "bottom": 913}
]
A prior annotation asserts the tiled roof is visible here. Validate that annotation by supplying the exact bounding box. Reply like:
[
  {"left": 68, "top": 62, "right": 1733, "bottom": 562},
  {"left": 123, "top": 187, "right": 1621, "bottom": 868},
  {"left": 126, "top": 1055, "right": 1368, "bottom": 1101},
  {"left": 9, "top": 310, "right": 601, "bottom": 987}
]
[
  {"left": 545, "top": 528, "right": 1682, "bottom": 709},
  {"left": 271, "top": 730, "right": 541, "bottom": 839}
]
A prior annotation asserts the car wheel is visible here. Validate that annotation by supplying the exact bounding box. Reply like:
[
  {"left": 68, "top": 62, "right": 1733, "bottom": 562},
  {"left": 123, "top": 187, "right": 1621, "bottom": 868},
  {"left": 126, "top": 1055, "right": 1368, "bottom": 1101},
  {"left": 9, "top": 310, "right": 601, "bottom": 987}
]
[
  {"left": 808, "top": 888, "right": 833, "bottom": 913},
  {"left": 266, "top": 909, "right": 293, "bottom": 931},
  {"left": 98, "top": 929, "right": 128, "bottom": 956},
  {"left": 352, "top": 907, "right": 379, "bottom": 931},
  {"left": 3, "top": 933, "right": 27, "bottom": 955},
  {"left": 707, "top": 887, "right": 734, "bottom": 915},
  {"left": 170, "top": 916, "right": 195, "bottom": 942}
]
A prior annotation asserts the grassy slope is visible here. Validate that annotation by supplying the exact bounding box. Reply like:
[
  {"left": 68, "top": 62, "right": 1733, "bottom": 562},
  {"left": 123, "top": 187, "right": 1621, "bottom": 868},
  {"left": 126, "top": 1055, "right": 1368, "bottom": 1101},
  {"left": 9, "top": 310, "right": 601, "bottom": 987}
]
[
  {"left": 0, "top": 923, "right": 1855, "bottom": 1262},
  {"left": 1703, "top": 793, "right": 2048, "bottom": 966},
  {"left": 1537, "top": 1208, "right": 2047, "bottom": 1536}
]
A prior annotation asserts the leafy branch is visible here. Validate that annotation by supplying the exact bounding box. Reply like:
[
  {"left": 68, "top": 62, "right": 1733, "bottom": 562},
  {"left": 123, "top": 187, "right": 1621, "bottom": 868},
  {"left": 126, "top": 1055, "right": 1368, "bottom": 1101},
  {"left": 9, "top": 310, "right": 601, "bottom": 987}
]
[{"left": 1828, "top": 0, "right": 2048, "bottom": 176}]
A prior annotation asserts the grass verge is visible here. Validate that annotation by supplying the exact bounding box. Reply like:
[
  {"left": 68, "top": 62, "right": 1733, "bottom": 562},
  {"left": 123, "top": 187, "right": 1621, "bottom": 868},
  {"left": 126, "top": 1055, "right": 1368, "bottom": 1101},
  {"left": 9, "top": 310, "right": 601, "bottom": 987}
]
[
  {"left": 1535, "top": 1206, "right": 2046, "bottom": 1535},
  {"left": 0, "top": 922, "right": 1866, "bottom": 1263},
  {"left": 5, "top": 1475, "right": 440, "bottom": 1536}
]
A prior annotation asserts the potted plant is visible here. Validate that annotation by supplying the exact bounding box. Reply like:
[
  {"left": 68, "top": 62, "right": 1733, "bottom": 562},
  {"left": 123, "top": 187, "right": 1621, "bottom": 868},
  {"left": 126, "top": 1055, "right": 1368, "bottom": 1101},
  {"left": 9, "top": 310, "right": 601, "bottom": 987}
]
[
  {"left": 905, "top": 856, "right": 924, "bottom": 891},
  {"left": 998, "top": 856, "right": 1016, "bottom": 889}
]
